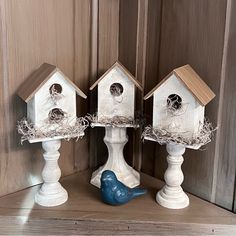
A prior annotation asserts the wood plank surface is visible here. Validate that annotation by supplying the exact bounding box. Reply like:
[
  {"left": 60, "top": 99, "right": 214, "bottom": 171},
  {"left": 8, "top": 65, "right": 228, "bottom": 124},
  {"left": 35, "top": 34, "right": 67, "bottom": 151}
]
[
  {"left": 154, "top": 0, "right": 228, "bottom": 201},
  {"left": 141, "top": 0, "right": 162, "bottom": 175},
  {"left": 74, "top": 0, "right": 91, "bottom": 171},
  {"left": 119, "top": 0, "right": 138, "bottom": 167},
  {"left": 213, "top": 0, "right": 236, "bottom": 210},
  {"left": 0, "top": 171, "right": 235, "bottom": 235},
  {"left": 0, "top": 0, "right": 90, "bottom": 196},
  {"left": 88, "top": 0, "right": 99, "bottom": 169},
  {"left": 132, "top": 0, "right": 148, "bottom": 171},
  {"left": 98, "top": 0, "right": 119, "bottom": 73}
]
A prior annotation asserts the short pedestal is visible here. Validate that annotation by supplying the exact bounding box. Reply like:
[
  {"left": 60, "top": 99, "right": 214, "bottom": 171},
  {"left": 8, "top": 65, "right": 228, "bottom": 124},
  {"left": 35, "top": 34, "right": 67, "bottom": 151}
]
[
  {"left": 156, "top": 143, "right": 189, "bottom": 209},
  {"left": 35, "top": 139, "right": 68, "bottom": 207},
  {"left": 90, "top": 126, "right": 140, "bottom": 188}
]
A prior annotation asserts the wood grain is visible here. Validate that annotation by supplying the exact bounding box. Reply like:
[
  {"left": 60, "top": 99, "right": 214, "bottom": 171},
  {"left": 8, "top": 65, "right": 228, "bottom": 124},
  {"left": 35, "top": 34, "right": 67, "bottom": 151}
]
[
  {"left": 88, "top": 0, "right": 99, "bottom": 169},
  {"left": 119, "top": 0, "right": 138, "bottom": 167},
  {"left": 17, "top": 63, "right": 87, "bottom": 102},
  {"left": 213, "top": 0, "right": 236, "bottom": 210},
  {"left": 119, "top": 0, "right": 138, "bottom": 76},
  {"left": 154, "top": 0, "right": 228, "bottom": 201},
  {"left": 0, "top": 171, "right": 235, "bottom": 235},
  {"left": 0, "top": 0, "right": 90, "bottom": 196},
  {"left": 174, "top": 65, "right": 215, "bottom": 106},
  {"left": 142, "top": 0, "right": 162, "bottom": 175},
  {"left": 74, "top": 0, "right": 91, "bottom": 171},
  {"left": 98, "top": 0, "right": 119, "bottom": 73},
  {"left": 132, "top": 0, "right": 148, "bottom": 171},
  {"left": 0, "top": 0, "right": 11, "bottom": 197}
]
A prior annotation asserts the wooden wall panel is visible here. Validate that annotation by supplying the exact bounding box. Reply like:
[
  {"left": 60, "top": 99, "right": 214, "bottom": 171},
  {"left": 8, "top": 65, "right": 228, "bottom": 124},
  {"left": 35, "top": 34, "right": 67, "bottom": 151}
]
[
  {"left": 0, "top": 0, "right": 90, "bottom": 196},
  {"left": 141, "top": 0, "right": 162, "bottom": 175},
  {"left": 213, "top": 0, "right": 236, "bottom": 210},
  {"left": 133, "top": 0, "right": 148, "bottom": 171},
  {"left": 154, "top": 0, "right": 227, "bottom": 201},
  {"left": 74, "top": 0, "right": 91, "bottom": 171},
  {"left": 119, "top": 0, "right": 138, "bottom": 76},
  {"left": 98, "top": 0, "right": 119, "bottom": 72},
  {"left": 89, "top": 0, "right": 99, "bottom": 169},
  {"left": 119, "top": 0, "right": 138, "bottom": 167},
  {"left": 0, "top": 0, "right": 11, "bottom": 197},
  {"left": 119, "top": 0, "right": 162, "bottom": 172}
]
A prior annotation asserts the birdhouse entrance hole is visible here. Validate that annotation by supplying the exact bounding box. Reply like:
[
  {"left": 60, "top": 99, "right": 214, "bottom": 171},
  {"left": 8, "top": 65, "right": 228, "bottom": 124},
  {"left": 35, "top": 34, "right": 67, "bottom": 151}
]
[
  {"left": 48, "top": 108, "right": 65, "bottom": 122},
  {"left": 167, "top": 94, "right": 182, "bottom": 110},
  {"left": 49, "top": 83, "right": 62, "bottom": 94},
  {"left": 110, "top": 83, "right": 123, "bottom": 96}
]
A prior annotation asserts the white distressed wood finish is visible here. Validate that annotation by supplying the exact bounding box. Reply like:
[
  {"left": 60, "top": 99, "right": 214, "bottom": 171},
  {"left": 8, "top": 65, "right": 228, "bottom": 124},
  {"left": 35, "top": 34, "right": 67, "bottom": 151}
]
[
  {"left": 35, "top": 139, "right": 68, "bottom": 207},
  {"left": 156, "top": 143, "right": 189, "bottom": 209},
  {"left": 90, "top": 126, "right": 140, "bottom": 188},
  {"left": 28, "top": 132, "right": 85, "bottom": 144},
  {"left": 97, "top": 66, "right": 135, "bottom": 121},
  {"left": 153, "top": 74, "right": 204, "bottom": 138},
  {"left": 144, "top": 136, "right": 202, "bottom": 150},
  {"left": 27, "top": 71, "right": 77, "bottom": 131}
]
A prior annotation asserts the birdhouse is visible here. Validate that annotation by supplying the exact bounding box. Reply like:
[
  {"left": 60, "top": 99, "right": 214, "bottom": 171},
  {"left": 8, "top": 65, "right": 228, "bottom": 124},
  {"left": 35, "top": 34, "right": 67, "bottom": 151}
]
[
  {"left": 90, "top": 62, "right": 142, "bottom": 122},
  {"left": 18, "top": 63, "right": 87, "bottom": 131},
  {"left": 144, "top": 65, "right": 215, "bottom": 138}
]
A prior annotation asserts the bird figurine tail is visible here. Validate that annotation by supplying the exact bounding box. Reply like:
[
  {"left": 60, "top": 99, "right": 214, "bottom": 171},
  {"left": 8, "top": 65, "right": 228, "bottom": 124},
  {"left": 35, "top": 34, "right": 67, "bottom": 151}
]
[{"left": 132, "top": 188, "right": 147, "bottom": 198}]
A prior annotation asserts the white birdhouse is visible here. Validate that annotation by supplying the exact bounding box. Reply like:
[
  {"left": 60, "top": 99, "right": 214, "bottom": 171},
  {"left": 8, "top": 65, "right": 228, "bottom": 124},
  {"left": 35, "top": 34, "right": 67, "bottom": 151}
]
[
  {"left": 144, "top": 64, "right": 215, "bottom": 138},
  {"left": 18, "top": 63, "right": 87, "bottom": 131},
  {"left": 90, "top": 61, "right": 143, "bottom": 122}
]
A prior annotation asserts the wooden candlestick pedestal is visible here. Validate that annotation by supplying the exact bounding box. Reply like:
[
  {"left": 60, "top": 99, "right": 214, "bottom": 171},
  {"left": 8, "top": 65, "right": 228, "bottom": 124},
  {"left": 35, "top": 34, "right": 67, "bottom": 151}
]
[
  {"left": 34, "top": 139, "right": 68, "bottom": 207},
  {"left": 156, "top": 143, "right": 189, "bottom": 209},
  {"left": 90, "top": 126, "right": 140, "bottom": 188}
]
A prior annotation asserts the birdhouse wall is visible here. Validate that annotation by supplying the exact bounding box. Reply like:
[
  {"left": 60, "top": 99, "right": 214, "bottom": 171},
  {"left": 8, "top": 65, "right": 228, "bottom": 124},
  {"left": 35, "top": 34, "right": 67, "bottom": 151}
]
[
  {"left": 97, "top": 67, "right": 135, "bottom": 120},
  {"left": 27, "top": 96, "right": 36, "bottom": 124},
  {"left": 28, "top": 71, "right": 77, "bottom": 129},
  {"left": 153, "top": 74, "right": 205, "bottom": 137}
]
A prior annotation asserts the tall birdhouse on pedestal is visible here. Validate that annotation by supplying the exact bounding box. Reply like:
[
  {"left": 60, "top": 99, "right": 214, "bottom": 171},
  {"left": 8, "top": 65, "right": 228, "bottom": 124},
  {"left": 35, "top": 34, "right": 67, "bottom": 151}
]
[
  {"left": 143, "top": 64, "right": 215, "bottom": 209},
  {"left": 17, "top": 63, "right": 87, "bottom": 207},
  {"left": 89, "top": 61, "right": 143, "bottom": 189},
  {"left": 90, "top": 61, "right": 142, "bottom": 122},
  {"left": 18, "top": 63, "right": 87, "bottom": 133},
  {"left": 144, "top": 64, "right": 215, "bottom": 139}
]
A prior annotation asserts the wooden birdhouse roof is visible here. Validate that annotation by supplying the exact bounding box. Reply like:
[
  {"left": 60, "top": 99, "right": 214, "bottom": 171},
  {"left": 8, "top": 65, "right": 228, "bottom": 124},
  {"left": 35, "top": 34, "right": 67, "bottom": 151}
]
[
  {"left": 18, "top": 63, "right": 87, "bottom": 102},
  {"left": 89, "top": 61, "right": 143, "bottom": 91},
  {"left": 144, "top": 64, "right": 215, "bottom": 106}
]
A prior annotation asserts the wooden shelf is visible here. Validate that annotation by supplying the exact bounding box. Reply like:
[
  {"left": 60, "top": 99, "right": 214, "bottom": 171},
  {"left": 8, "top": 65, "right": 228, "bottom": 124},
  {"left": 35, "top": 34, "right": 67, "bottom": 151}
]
[{"left": 0, "top": 171, "right": 235, "bottom": 235}]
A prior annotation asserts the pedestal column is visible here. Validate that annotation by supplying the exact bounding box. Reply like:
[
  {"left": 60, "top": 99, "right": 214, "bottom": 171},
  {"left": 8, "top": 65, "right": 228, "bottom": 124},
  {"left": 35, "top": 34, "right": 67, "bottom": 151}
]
[
  {"left": 156, "top": 143, "right": 189, "bottom": 209},
  {"left": 35, "top": 139, "right": 68, "bottom": 207},
  {"left": 90, "top": 126, "right": 140, "bottom": 188}
]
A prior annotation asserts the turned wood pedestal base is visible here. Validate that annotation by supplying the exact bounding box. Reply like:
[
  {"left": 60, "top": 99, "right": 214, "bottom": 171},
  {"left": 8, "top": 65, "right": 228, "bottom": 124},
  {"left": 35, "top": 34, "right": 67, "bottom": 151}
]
[
  {"left": 35, "top": 140, "right": 68, "bottom": 207},
  {"left": 156, "top": 143, "right": 189, "bottom": 209},
  {"left": 90, "top": 126, "right": 140, "bottom": 188}
]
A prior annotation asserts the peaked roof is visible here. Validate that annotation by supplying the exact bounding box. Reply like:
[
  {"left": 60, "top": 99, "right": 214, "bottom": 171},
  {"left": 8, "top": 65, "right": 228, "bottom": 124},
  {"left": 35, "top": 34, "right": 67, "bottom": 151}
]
[
  {"left": 89, "top": 61, "right": 143, "bottom": 91},
  {"left": 18, "top": 63, "right": 87, "bottom": 102},
  {"left": 144, "top": 64, "right": 215, "bottom": 106}
]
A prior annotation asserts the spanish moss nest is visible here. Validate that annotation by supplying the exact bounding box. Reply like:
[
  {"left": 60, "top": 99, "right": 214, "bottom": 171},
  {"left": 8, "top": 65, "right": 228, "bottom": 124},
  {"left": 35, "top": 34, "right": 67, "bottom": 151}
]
[
  {"left": 86, "top": 113, "right": 143, "bottom": 128},
  {"left": 141, "top": 119, "right": 216, "bottom": 147},
  {"left": 17, "top": 117, "right": 89, "bottom": 144}
]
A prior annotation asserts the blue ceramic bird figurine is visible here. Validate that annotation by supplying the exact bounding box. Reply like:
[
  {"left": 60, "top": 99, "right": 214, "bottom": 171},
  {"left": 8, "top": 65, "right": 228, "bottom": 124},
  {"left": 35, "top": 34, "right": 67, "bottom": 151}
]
[{"left": 100, "top": 170, "right": 147, "bottom": 206}]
